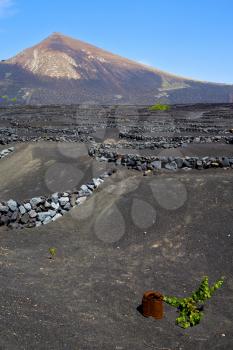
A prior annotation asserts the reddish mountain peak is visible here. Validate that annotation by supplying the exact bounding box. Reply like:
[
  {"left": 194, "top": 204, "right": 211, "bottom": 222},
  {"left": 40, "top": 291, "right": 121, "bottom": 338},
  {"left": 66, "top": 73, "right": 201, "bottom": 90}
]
[
  {"left": 37, "top": 32, "right": 129, "bottom": 62},
  {"left": 38, "top": 32, "right": 77, "bottom": 49},
  {"left": 2, "top": 32, "right": 232, "bottom": 105}
]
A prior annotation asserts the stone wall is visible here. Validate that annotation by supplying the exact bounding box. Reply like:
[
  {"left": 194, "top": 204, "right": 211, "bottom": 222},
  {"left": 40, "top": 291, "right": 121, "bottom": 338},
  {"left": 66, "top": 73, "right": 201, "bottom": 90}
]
[
  {"left": 0, "top": 170, "right": 115, "bottom": 229},
  {"left": 89, "top": 144, "right": 233, "bottom": 171},
  {"left": 119, "top": 132, "right": 233, "bottom": 149},
  {"left": 0, "top": 127, "right": 92, "bottom": 145}
]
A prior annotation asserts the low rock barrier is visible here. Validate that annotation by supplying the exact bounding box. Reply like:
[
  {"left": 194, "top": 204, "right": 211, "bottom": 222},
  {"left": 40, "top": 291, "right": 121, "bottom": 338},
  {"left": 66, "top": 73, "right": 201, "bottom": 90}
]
[
  {"left": 0, "top": 147, "right": 14, "bottom": 159},
  {"left": 89, "top": 144, "right": 233, "bottom": 171},
  {"left": 0, "top": 170, "right": 115, "bottom": 229},
  {"left": 119, "top": 132, "right": 233, "bottom": 149},
  {"left": 0, "top": 127, "right": 93, "bottom": 145}
]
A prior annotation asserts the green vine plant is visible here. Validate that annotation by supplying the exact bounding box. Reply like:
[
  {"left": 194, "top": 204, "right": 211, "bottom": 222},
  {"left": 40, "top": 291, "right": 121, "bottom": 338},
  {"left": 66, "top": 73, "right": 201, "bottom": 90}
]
[
  {"left": 49, "top": 247, "right": 57, "bottom": 258},
  {"left": 0, "top": 95, "right": 17, "bottom": 103},
  {"left": 149, "top": 104, "right": 171, "bottom": 111},
  {"left": 162, "top": 276, "right": 224, "bottom": 329}
]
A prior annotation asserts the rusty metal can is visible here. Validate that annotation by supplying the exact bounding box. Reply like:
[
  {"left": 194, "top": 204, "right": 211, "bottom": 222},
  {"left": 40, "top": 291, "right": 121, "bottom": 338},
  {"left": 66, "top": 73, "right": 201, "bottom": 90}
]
[{"left": 142, "top": 291, "right": 163, "bottom": 319}]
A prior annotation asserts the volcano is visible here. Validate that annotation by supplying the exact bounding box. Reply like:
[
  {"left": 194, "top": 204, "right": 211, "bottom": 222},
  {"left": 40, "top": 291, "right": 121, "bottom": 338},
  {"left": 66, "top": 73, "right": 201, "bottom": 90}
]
[{"left": 0, "top": 32, "right": 232, "bottom": 104}]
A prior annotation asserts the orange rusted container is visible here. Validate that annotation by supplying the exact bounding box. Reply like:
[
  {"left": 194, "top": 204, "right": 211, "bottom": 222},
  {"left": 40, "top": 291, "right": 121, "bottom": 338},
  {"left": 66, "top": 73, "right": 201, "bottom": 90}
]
[{"left": 142, "top": 291, "right": 163, "bottom": 319}]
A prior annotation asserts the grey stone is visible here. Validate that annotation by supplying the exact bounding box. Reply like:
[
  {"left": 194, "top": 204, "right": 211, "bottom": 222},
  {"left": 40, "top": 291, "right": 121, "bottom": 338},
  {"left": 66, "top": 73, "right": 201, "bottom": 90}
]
[
  {"left": 44, "top": 201, "right": 51, "bottom": 208},
  {"left": 151, "top": 160, "right": 162, "bottom": 169},
  {"left": 221, "top": 157, "right": 230, "bottom": 167},
  {"left": 59, "top": 197, "right": 70, "bottom": 206},
  {"left": 0, "top": 204, "right": 9, "bottom": 213},
  {"left": 20, "top": 213, "right": 30, "bottom": 224},
  {"left": 52, "top": 213, "right": 63, "bottom": 221},
  {"left": 51, "top": 202, "right": 60, "bottom": 210},
  {"left": 127, "top": 159, "right": 136, "bottom": 167},
  {"left": 48, "top": 210, "right": 56, "bottom": 217},
  {"left": 141, "top": 162, "right": 147, "bottom": 171},
  {"left": 99, "top": 156, "right": 108, "bottom": 162},
  {"left": 64, "top": 202, "right": 71, "bottom": 210},
  {"left": 78, "top": 189, "right": 89, "bottom": 197},
  {"left": 37, "top": 212, "right": 51, "bottom": 222},
  {"left": 183, "top": 159, "right": 192, "bottom": 168},
  {"left": 7, "top": 199, "right": 18, "bottom": 211},
  {"left": 51, "top": 193, "right": 59, "bottom": 203},
  {"left": 43, "top": 216, "right": 52, "bottom": 225},
  {"left": 11, "top": 211, "right": 19, "bottom": 221},
  {"left": 1, "top": 149, "right": 9, "bottom": 155},
  {"left": 87, "top": 184, "right": 95, "bottom": 191},
  {"left": 175, "top": 158, "right": 184, "bottom": 168},
  {"left": 19, "top": 205, "right": 26, "bottom": 214},
  {"left": 27, "top": 220, "right": 36, "bottom": 228},
  {"left": 196, "top": 160, "right": 203, "bottom": 169},
  {"left": 80, "top": 185, "right": 89, "bottom": 192},
  {"left": 165, "top": 161, "right": 177, "bottom": 171},
  {"left": 30, "top": 197, "right": 43, "bottom": 206},
  {"left": 29, "top": 210, "right": 37, "bottom": 218},
  {"left": 92, "top": 178, "right": 102, "bottom": 188},
  {"left": 24, "top": 203, "right": 32, "bottom": 211}
]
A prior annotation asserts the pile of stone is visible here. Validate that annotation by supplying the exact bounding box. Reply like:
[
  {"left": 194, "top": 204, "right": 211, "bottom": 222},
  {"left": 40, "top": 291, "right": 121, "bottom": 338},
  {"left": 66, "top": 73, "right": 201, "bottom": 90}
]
[
  {"left": 0, "top": 127, "right": 93, "bottom": 145},
  {"left": 0, "top": 170, "right": 115, "bottom": 229},
  {"left": 0, "top": 147, "right": 14, "bottom": 159},
  {"left": 89, "top": 144, "right": 233, "bottom": 171},
  {"left": 119, "top": 132, "right": 233, "bottom": 148}
]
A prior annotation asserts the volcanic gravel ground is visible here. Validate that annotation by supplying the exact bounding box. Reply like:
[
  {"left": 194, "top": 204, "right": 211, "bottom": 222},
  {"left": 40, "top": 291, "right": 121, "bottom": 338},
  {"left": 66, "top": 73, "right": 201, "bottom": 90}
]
[
  {"left": 0, "top": 170, "right": 233, "bottom": 349},
  {"left": 0, "top": 104, "right": 233, "bottom": 349}
]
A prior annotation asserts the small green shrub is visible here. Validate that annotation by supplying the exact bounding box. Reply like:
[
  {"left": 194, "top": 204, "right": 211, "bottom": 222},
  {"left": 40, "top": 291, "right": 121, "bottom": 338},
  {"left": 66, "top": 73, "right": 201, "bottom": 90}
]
[
  {"left": 49, "top": 247, "right": 57, "bottom": 258},
  {"left": 0, "top": 95, "right": 17, "bottom": 103},
  {"left": 163, "top": 276, "right": 224, "bottom": 329},
  {"left": 149, "top": 104, "right": 171, "bottom": 111}
]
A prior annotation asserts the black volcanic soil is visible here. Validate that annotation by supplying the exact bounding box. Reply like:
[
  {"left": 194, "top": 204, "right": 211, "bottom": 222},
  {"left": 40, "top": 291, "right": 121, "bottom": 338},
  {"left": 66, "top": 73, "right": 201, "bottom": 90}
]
[{"left": 0, "top": 104, "right": 233, "bottom": 349}]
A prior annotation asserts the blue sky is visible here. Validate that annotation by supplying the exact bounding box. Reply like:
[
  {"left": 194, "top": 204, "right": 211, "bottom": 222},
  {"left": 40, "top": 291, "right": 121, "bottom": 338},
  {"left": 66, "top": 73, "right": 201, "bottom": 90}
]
[{"left": 0, "top": 0, "right": 233, "bottom": 84}]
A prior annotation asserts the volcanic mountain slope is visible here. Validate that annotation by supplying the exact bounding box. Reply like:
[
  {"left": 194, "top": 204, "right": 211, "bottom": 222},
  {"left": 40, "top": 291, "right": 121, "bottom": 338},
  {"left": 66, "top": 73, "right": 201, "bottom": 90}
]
[{"left": 0, "top": 32, "right": 233, "bottom": 104}]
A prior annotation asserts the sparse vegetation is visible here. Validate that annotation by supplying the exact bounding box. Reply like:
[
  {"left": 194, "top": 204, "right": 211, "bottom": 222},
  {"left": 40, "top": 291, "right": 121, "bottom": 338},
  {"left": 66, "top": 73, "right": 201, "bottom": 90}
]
[
  {"left": 0, "top": 95, "right": 17, "bottom": 103},
  {"left": 163, "top": 276, "right": 224, "bottom": 329},
  {"left": 49, "top": 247, "right": 57, "bottom": 258},
  {"left": 149, "top": 103, "right": 171, "bottom": 111}
]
